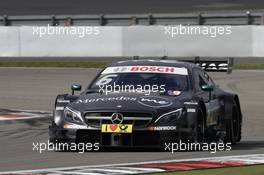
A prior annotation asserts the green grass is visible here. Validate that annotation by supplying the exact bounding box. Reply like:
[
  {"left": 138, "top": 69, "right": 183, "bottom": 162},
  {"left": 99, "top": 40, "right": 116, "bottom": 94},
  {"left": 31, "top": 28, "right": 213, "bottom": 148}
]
[
  {"left": 151, "top": 164, "right": 264, "bottom": 175},
  {"left": 0, "top": 61, "right": 110, "bottom": 68},
  {"left": 0, "top": 61, "right": 264, "bottom": 69}
]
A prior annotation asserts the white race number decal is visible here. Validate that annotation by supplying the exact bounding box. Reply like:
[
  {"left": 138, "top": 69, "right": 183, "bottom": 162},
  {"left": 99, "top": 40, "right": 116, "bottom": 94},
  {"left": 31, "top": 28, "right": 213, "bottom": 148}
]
[{"left": 95, "top": 74, "right": 118, "bottom": 86}]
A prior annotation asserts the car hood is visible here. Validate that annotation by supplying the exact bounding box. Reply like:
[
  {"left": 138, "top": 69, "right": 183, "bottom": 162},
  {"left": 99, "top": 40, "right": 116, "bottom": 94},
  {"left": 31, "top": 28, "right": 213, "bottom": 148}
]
[{"left": 67, "top": 91, "right": 191, "bottom": 115}]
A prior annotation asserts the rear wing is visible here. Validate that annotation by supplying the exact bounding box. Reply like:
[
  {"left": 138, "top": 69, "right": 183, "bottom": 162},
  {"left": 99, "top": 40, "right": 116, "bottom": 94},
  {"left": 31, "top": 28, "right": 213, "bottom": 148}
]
[
  {"left": 183, "top": 57, "right": 234, "bottom": 74},
  {"left": 131, "top": 56, "right": 234, "bottom": 74}
]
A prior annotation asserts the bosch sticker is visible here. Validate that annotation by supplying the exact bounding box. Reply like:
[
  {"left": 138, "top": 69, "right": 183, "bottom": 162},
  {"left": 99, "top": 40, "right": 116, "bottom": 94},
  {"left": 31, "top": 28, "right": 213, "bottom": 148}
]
[{"left": 101, "top": 66, "right": 188, "bottom": 75}]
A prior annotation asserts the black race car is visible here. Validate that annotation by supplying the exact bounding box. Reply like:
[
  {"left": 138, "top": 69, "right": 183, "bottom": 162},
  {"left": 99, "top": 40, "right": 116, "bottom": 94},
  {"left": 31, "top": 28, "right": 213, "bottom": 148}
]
[{"left": 49, "top": 58, "right": 242, "bottom": 148}]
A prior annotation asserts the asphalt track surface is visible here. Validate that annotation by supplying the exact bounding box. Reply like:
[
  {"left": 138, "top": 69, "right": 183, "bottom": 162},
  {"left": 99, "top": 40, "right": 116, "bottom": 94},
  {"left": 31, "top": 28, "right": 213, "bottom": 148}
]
[
  {"left": 1, "top": 0, "right": 264, "bottom": 15},
  {"left": 0, "top": 68, "right": 264, "bottom": 172}
]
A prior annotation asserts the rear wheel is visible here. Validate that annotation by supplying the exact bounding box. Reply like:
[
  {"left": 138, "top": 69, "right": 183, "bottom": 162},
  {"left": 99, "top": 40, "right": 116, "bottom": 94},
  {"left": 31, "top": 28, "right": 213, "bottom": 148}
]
[
  {"left": 226, "top": 101, "right": 241, "bottom": 144},
  {"left": 194, "top": 108, "right": 205, "bottom": 143}
]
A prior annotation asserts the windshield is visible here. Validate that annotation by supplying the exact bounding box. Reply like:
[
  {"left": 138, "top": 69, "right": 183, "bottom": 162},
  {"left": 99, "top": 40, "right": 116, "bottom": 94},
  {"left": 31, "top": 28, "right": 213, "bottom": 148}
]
[{"left": 90, "top": 72, "right": 189, "bottom": 92}]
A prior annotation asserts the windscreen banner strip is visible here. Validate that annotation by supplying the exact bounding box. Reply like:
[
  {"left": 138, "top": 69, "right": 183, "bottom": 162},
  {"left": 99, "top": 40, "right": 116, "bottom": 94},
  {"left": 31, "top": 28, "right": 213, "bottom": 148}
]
[{"left": 101, "top": 66, "right": 188, "bottom": 75}]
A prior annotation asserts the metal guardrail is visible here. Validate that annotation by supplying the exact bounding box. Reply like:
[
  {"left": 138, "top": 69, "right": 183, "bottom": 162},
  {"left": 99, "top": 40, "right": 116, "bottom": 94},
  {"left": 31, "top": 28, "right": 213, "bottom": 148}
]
[{"left": 1, "top": 11, "right": 264, "bottom": 26}]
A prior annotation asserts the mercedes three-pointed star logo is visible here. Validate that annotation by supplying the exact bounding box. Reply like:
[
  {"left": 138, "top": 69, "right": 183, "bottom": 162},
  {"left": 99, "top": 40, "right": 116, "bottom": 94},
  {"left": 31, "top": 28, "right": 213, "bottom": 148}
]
[{"left": 111, "top": 113, "right": 124, "bottom": 124}]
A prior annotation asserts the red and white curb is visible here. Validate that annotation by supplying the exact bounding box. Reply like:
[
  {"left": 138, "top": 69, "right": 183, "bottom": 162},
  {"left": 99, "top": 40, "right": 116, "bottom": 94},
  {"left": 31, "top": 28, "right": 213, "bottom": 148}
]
[
  {"left": 0, "top": 109, "right": 50, "bottom": 121},
  {"left": 1, "top": 154, "right": 264, "bottom": 175}
]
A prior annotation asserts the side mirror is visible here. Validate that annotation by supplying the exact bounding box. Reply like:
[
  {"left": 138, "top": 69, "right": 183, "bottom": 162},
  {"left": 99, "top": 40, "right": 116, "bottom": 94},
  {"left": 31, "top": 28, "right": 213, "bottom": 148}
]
[
  {"left": 201, "top": 84, "right": 214, "bottom": 92},
  {"left": 71, "top": 83, "right": 82, "bottom": 95}
]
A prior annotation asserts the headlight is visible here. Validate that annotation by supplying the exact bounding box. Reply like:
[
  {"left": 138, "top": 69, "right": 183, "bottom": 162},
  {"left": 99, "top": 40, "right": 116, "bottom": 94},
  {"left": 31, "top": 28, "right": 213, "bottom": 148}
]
[
  {"left": 154, "top": 108, "right": 183, "bottom": 125},
  {"left": 64, "top": 107, "right": 84, "bottom": 124}
]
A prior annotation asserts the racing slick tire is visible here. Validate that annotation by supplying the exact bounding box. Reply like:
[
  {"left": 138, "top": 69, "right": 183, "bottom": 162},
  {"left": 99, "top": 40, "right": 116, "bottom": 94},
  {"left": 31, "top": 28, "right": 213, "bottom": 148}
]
[
  {"left": 193, "top": 107, "right": 206, "bottom": 143},
  {"left": 225, "top": 100, "right": 241, "bottom": 144}
]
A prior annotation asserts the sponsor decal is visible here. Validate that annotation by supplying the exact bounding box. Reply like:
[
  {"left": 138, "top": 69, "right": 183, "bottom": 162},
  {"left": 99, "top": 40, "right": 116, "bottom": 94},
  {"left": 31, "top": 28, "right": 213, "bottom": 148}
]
[
  {"left": 101, "top": 124, "right": 133, "bottom": 133},
  {"left": 63, "top": 123, "right": 87, "bottom": 129},
  {"left": 76, "top": 96, "right": 137, "bottom": 104},
  {"left": 148, "top": 126, "right": 177, "bottom": 131},
  {"left": 138, "top": 96, "right": 173, "bottom": 107},
  {"left": 187, "top": 108, "right": 196, "bottom": 113},
  {"left": 198, "top": 63, "right": 228, "bottom": 71},
  {"left": 102, "top": 66, "right": 188, "bottom": 75},
  {"left": 76, "top": 96, "right": 173, "bottom": 108}
]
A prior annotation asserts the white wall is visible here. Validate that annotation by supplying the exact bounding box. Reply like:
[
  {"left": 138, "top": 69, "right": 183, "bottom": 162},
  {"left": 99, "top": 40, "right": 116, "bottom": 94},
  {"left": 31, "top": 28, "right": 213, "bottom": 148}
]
[
  {"left": 0, "top": 27, "right": 20, "bottom": 56},
  {"left": 0, "top": 26, "right": 263, "bottom": 57},
  {"left": 122, "top": 26, "right": 253, "bottom": 57},
  {"left": 252, "top": 26, "right": 264, "bottom": 57}
]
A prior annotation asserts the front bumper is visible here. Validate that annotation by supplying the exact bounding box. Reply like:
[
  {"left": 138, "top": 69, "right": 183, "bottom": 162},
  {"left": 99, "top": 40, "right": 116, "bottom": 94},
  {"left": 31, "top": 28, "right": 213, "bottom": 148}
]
[{"left": 49, "top": 124, "right": 193, "bottom": 147}]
